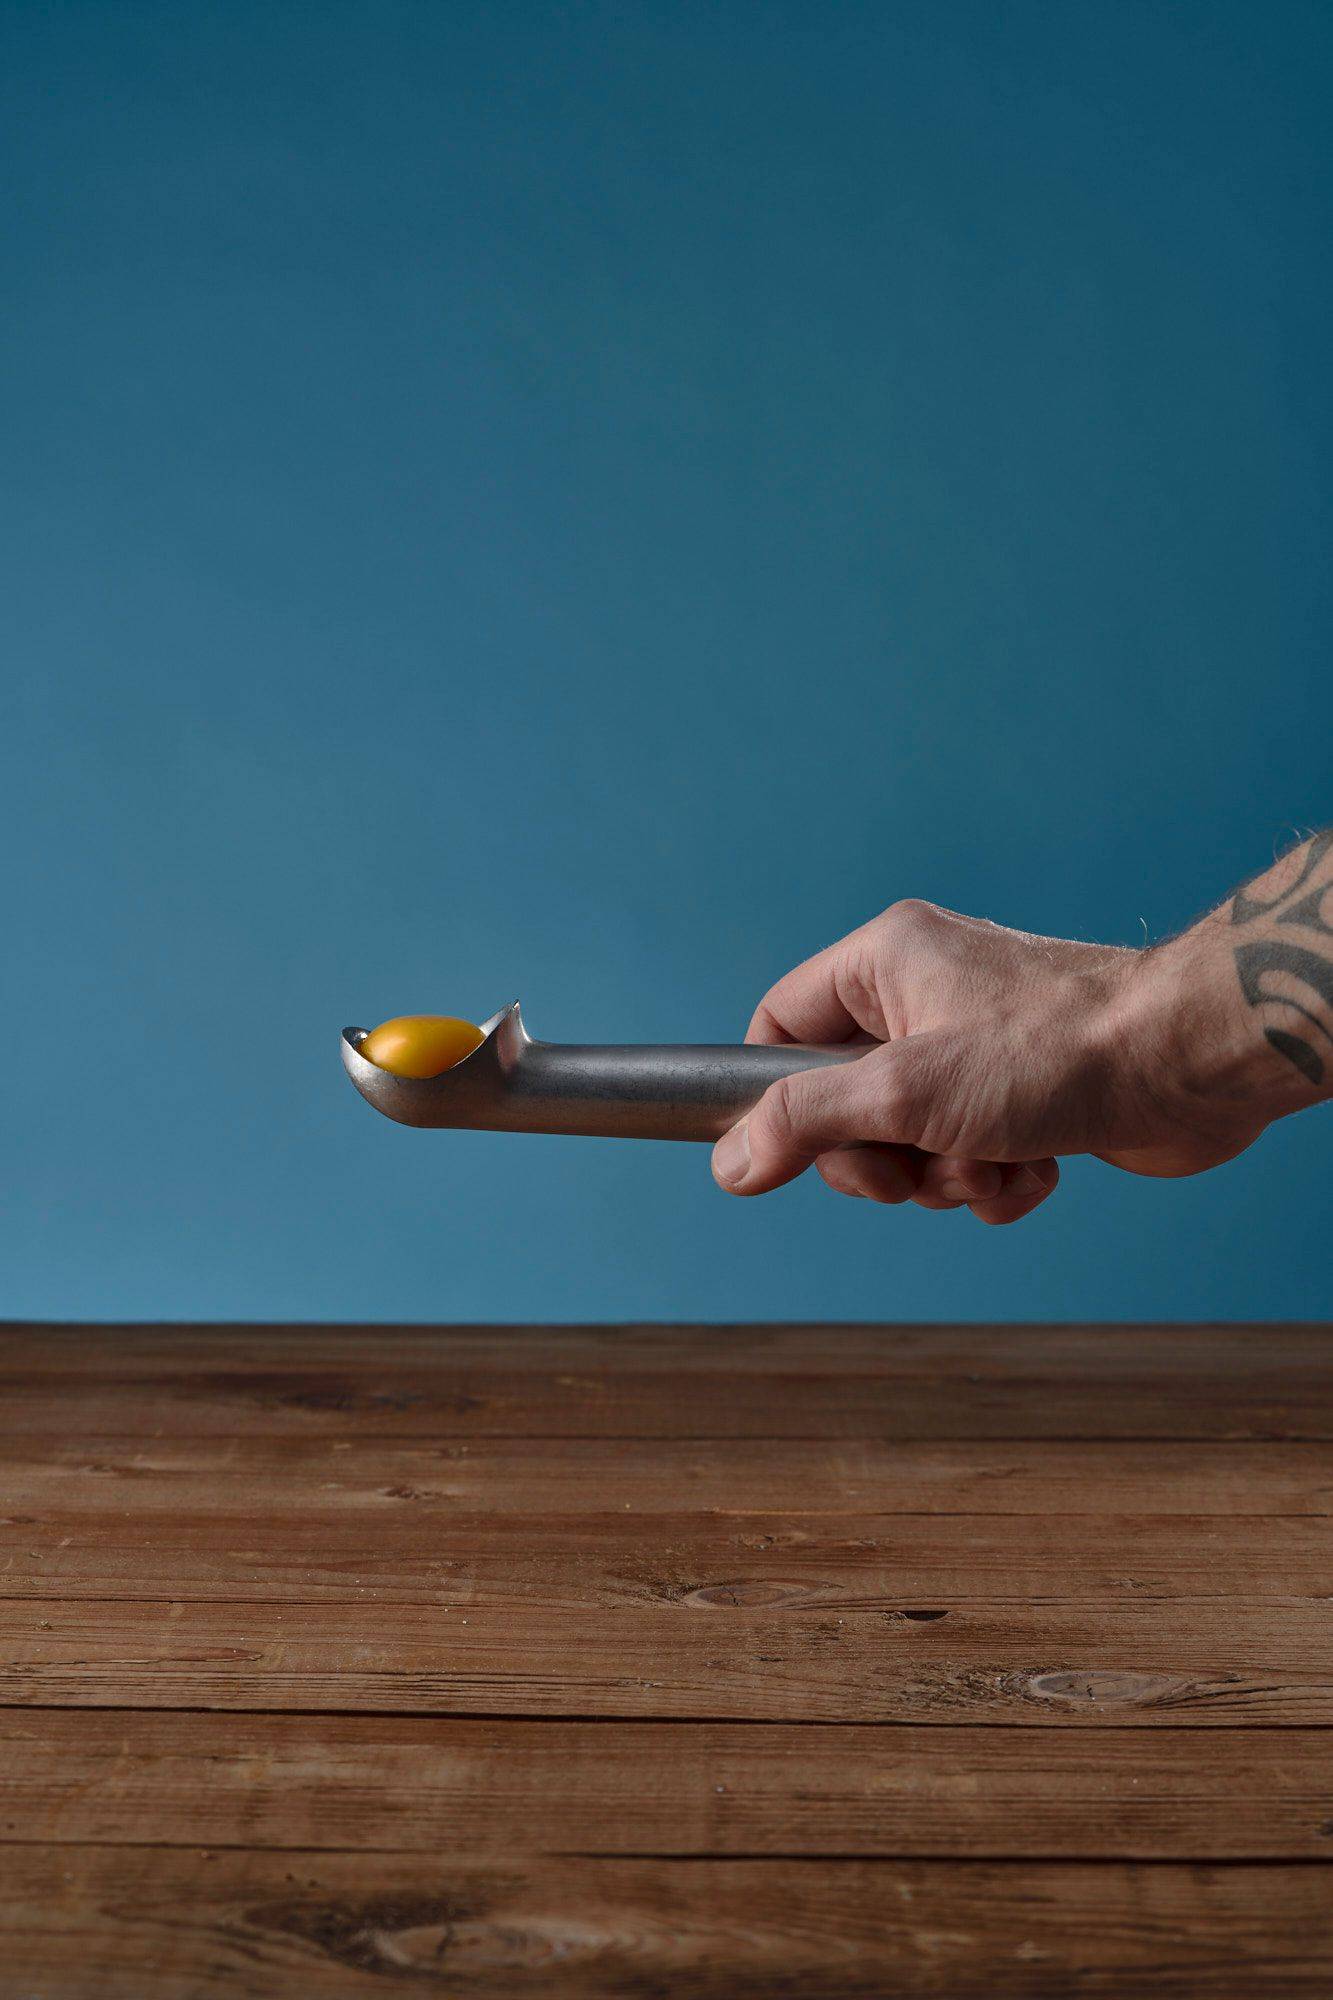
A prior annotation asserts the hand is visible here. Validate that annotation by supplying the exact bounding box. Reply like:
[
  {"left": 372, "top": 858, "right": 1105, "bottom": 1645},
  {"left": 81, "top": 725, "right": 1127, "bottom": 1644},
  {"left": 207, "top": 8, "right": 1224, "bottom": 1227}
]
[{"left": 710, "top": 871, "right": 1322, "bottom": 1225}]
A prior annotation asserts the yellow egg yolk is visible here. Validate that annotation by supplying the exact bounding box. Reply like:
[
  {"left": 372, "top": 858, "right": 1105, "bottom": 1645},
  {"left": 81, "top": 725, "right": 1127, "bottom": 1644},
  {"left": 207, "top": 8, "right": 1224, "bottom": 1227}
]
[{"left": 360, "top": 1014, "right": 485, "bottom": 1078}]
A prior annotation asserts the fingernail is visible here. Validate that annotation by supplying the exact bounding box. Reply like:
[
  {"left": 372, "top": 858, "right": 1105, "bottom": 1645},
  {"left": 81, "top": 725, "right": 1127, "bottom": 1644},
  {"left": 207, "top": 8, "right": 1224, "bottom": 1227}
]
[
  {"left": 1014, "top": 1166, "right": 1045, "bottom": 1195},
  {"left": 712, "top": 1121, "right": 751, "bottom": 1189},
  {"left": 940, "top": 1179, "right": 971, "bottom": 1203}
]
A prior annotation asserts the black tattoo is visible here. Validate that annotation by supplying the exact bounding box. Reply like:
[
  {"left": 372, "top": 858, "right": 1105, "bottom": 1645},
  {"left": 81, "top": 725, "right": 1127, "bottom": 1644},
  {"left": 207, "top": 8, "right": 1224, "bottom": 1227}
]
[
  {"left": 1230, "top": 831, "right": 1333, "bottom": 1088},
  {"left": 1265, "top": 1028, "right": 1324, "bottom": 1087}
]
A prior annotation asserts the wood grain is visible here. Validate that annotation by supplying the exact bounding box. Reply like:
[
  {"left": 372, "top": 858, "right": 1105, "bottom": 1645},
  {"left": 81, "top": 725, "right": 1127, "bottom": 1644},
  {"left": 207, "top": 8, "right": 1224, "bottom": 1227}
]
[
  {"left": 3, "top": 1595, "right": 1330, "bottom": 1723},
  {"left": 4, "top": 1507, "right": 1330, "bottom": 1606},
  {"left": 2, "top": 1320, "right": 1331, "bottom": 1994},
  {"left": 3, "top": 1321, "right": 1330, "bottom": 1438},
  {"left": 5, "top": 1712, "right": 1333, "bottom": 1858},
  {"left": 3, "top": 1848, "right": 1331, "bottom": 1998},
  {"left": 5, "top": 1434, "right": 1332, "bottom": 1515}
]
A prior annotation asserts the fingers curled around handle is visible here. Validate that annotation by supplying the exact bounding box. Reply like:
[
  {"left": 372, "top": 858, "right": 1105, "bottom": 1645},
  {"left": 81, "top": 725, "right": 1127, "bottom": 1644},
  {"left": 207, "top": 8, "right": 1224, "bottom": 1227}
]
[
  {"left": 912, "top": 1153, "right": 1004, "bottom": 1208},
  {"left": 711, "top": 1047, "right": 915, "bottom": 1196},
  {"left": 967, "top": 1157, "right": 1060, "bottom": 1226},
  {"left": 816, "top": 1142, "right": 919, "bottom": 1205}
]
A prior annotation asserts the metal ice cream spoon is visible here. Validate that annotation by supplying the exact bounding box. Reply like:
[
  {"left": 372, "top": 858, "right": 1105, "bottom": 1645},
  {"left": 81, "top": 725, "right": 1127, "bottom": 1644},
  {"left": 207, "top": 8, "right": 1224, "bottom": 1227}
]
[{"left": 341, "top": 1000, "right": 863, "bottom": 1142}]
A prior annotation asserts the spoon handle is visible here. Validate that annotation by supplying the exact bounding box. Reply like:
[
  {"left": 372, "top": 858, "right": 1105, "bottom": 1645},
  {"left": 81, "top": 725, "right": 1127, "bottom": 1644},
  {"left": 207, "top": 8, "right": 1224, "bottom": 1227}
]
[{"left": 502, "top": 1040, "right": 864, "bottom": 1142}]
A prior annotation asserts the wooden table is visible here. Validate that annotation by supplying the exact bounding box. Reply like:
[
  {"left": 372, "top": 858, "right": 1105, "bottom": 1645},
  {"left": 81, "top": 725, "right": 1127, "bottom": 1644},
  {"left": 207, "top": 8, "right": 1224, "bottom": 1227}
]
[{"left": 2, "top": 1321, "right": 1331, "bottom": 1996}]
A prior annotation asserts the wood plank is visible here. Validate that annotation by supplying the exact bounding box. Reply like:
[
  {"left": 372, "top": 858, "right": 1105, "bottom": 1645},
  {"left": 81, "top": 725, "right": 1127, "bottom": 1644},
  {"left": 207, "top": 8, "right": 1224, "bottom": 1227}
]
[
  {"left": 7, "top": 1321, "right": 1329, "bottom": 1377},
  {"left": 3, "top": 1595, "right": 1331, "bottom": 1724},
  {"left": 5, "top": 1435, "right": 1331, "bottom": 1515},
  {"left": 5, "top": 1713, "right": 1332, "bottom": 1857},
  {"left": 3, "top": 1322, "right": 1330, "bottom": 1439},
  {"left": 5, "top": 1508, "right": 1328, "bottom": 1606},
  {"left": 6, "top": 1324, "right": 1330, "bottom": 1991},
  {"left": 3, "top": 1848, "right": 1331, "bottom": 1998}
]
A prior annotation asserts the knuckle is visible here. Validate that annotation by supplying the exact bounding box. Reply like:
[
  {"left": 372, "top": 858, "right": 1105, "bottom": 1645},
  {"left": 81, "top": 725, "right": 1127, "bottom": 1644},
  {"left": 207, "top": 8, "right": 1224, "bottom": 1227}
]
[
  {"left": 883, "top": 896, "right": 939, "bottom": 931},
  {"left": 837, "top": 937, "right": 880, "bottom": 1015},
  {"left": 871, "top": 1062, "right": 919, "bottom": 1144}
]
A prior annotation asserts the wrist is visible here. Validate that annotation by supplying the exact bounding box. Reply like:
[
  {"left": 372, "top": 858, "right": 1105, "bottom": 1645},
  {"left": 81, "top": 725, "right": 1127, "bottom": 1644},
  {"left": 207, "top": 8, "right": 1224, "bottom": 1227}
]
[{"left": 1126, "top": 919, "right": 1314, "bottom": 1131}]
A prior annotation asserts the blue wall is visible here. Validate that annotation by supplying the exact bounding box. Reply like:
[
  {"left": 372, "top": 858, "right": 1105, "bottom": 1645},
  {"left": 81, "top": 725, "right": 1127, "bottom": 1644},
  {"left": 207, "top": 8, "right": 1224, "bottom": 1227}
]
[{"left": 3, "top": 0, "right": 1329, "bottom": 1323}]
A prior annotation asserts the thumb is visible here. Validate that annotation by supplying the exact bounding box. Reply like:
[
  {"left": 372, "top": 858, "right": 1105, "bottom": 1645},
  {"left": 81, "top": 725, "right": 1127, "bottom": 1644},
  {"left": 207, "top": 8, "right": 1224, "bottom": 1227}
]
[{"left": 711, "top": 1045, "right": 917, "bottom": 1196}]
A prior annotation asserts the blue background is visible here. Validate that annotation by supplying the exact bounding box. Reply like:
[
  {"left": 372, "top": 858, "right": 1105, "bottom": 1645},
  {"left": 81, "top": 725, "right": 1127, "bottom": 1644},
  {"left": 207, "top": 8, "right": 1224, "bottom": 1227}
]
[{"left": 3, "top": 0, "right": 1329, "bottom": 1323}]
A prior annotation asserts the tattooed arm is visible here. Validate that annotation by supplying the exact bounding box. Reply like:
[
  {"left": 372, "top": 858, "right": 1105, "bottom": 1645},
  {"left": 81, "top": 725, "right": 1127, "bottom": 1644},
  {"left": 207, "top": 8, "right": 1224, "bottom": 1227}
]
[
  {"left": 1228, "top": 829, "right": 1333, "bottom": 1089},
  {"left": 709, "top": 831, "right": 1333, "bottom": 1225}
]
